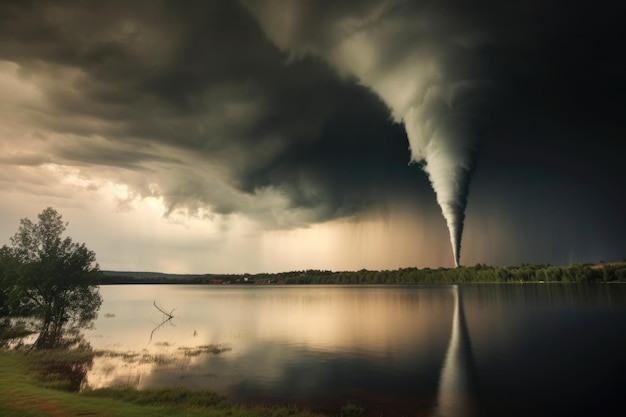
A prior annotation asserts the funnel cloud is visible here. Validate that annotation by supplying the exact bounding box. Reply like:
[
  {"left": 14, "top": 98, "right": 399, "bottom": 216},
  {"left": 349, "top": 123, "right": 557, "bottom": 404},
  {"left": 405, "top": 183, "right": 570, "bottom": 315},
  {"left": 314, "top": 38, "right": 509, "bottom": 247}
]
[{"left": 244, "top": 0, "right": 496, "bottom": 266}]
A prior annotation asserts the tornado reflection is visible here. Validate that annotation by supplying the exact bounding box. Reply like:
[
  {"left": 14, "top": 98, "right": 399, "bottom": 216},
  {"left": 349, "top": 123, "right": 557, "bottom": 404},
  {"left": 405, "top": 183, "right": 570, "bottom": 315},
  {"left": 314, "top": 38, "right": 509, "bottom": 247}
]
[{"left": 433, "top": 285, "right": 480, "bottom": 417}]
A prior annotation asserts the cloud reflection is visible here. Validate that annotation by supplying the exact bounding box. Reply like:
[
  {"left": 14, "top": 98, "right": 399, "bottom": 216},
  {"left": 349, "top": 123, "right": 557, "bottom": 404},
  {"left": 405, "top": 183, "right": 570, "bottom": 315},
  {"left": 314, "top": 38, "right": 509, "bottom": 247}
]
[{"left": 86, "top": 285, "right": 452, "bottom": 398}]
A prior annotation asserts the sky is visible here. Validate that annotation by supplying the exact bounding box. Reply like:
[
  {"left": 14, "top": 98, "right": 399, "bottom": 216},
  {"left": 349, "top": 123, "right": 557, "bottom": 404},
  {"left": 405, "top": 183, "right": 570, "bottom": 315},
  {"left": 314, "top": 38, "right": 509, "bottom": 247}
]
[{"left": 1, "top": 0, "right": 624, "bottom": 273}]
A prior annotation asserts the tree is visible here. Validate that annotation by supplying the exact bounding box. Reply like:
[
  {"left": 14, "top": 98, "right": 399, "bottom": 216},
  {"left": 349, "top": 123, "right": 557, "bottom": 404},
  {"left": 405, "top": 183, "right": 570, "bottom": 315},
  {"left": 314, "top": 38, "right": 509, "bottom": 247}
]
[
  {"left": 2, "top": 207, "right": 102, "bottom": 348},
  {"left": 0, "top": 246, "right": 16, "bottom": 316}
]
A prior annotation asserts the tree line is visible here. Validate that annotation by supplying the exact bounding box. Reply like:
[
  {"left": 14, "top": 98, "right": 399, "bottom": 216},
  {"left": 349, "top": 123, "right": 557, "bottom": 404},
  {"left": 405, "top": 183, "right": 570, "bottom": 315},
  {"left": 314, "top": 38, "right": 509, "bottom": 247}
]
[{"left": 96, "top": 262, "right": 626, "bottom": 285}]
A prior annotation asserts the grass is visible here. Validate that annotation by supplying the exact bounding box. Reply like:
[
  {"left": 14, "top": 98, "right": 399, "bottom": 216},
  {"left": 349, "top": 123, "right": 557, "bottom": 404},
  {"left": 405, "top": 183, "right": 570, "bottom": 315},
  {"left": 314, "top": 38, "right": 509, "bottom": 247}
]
[{"left": 0, "top": 349, "right": 329, "bottom": 417}]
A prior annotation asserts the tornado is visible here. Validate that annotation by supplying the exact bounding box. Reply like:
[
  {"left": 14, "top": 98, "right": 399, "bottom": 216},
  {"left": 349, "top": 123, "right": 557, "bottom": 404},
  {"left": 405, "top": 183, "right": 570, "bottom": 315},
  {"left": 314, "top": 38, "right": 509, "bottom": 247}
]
[
  {"left": 423, "top": 156, "right": 472, "bottom": 269},
  {"left": 244, "top": 0, "right": 488, "bottom": 267},
  {"left": 403, "top": 88, "right": 479, "bottom": 268}
]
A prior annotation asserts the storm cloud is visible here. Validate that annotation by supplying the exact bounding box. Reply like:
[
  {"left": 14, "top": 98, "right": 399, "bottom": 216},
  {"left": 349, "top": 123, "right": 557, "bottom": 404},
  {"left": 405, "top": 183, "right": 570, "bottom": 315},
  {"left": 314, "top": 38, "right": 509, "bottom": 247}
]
[
  {"left": 1, "top": 0, "right": 624, "bottom": 271},
  {"left": 1, "top": 1, "right": 431, "bottom": 226}
]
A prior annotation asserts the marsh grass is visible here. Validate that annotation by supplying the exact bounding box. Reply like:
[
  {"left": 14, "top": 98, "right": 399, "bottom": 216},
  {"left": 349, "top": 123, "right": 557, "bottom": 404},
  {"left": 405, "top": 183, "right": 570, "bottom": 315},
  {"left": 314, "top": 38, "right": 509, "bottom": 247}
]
[
  {"left": 0, "top": 349, "right": 329, "bottom": 417},
  {"left": 95, "top": 350, "right": 141, "bottom": 361},
  {"left": 179, "top": 344, "right": 232, "bottom": 356},
  {"left": 28, "top": 347, "right": 95, "bottom": 391},
  {"left": 94, "top": 343, "right": 232, "bottom": 367},
  {"left": 84, "top": 386, "right": 226, "bottom": 407}
]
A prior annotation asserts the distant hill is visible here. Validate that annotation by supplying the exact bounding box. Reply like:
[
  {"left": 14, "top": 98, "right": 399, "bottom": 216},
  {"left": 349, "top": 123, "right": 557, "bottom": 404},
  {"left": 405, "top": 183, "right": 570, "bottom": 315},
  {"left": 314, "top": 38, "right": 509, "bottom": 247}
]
[
  {"left": 98, "top": 270, "right": 219, "bottom": 284},
  {"left": 102, "top": 271, "right": 208, "bottom": 279}
]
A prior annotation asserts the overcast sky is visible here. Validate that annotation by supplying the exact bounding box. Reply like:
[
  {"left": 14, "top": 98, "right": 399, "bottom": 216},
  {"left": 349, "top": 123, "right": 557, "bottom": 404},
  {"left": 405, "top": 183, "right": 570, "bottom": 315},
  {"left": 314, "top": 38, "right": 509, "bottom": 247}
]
[{"left": 1, "top": 0, "right": 624, "bottom": 273}]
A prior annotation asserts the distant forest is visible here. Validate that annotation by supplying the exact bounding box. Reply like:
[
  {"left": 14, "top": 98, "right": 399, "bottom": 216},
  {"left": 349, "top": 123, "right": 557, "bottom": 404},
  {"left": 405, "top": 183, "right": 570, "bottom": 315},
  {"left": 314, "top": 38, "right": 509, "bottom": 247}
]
[{"left": 97, "top": 261, "right": 626, "bottom": 285}]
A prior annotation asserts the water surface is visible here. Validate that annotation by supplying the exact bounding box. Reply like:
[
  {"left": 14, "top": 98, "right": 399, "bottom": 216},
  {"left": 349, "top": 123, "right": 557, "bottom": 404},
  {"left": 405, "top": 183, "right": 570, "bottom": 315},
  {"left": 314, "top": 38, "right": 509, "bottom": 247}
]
[{"left": 85, "top": 284, "right": 626, "bottom": 417}]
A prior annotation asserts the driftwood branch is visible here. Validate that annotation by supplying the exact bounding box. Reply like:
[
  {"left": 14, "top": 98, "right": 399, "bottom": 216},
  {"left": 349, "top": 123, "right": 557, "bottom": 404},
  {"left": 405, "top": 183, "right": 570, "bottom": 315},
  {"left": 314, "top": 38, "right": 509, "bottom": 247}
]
[
  {"left": 153, "top": 301, "right": 175, "bottom": 319},
  {"left": 149, "top": 301, "right": 176, "bottom": 343}
]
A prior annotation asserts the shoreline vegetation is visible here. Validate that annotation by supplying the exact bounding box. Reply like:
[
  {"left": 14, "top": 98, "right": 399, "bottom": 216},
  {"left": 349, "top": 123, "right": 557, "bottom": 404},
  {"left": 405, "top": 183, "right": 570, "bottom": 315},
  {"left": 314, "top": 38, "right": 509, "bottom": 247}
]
[
  {"left": 0, "top": 349, "right": 330, "bottom": 417},
  {"left": 98, "top": 260, "right": 626, "bottom": 285}
]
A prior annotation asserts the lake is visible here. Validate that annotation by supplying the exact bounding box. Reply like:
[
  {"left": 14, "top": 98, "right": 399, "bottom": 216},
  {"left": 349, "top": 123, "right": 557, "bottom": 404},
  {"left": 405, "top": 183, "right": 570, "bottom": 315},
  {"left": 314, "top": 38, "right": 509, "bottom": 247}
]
[{"left": 84, "top": 284, "right": 626, "bottom": 417}]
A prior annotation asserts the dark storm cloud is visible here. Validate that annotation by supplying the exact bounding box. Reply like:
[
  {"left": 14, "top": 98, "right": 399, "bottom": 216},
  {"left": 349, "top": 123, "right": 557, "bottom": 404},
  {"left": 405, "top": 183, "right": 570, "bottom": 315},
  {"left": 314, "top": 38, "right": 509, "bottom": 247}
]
[
  {"left": 1, "top": 0, "right": 624, "bottom": 261},
  {"left": 243, "top": 0, "right": 626, "bottom": 264},
  {"left": 1, "top": 0, "right": 428, "bottom": 226}
]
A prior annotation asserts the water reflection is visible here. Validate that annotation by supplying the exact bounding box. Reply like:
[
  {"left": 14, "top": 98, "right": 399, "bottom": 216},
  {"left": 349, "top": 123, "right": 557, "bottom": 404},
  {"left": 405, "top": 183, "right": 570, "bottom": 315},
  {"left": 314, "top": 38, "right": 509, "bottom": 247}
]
[
  {"left": 149, "top": 301, "right": 176, "bottom": 342},
  {"left": 84, "top": 284, "right": 626, "bottom": 417},
  {"left": 32, "top": 342, "right": 95, "bottom": 391},
  {"left": 1, "top": 285, "right": 101, "bottom": 392},
  {"left": 86, "top": 285, "right": 452, "bottom": 413},
  {"left": 6, "top": 325, "right": 97, "bottom": 392},
  {"left": 88, "top": 285, "right": 453, "bottom": 355},
  {"left": 432, "top": 285, "right": 480, "bottom": 417}
]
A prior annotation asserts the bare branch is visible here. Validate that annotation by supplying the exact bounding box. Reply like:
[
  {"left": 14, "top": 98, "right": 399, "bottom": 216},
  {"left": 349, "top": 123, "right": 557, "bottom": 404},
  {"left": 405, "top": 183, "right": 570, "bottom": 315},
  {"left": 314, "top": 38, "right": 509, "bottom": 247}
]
[
  {"left": 153, "top": 301, "right": 174, "bottom": 319},
  {"left": 149, "top": 301, "right": 176, "bottom": 343}
]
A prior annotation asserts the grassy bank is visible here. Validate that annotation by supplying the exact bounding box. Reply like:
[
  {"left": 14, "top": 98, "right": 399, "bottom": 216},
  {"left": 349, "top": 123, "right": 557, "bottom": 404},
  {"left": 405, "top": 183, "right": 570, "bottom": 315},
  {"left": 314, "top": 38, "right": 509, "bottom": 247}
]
[{"left": 0, "top": 350, "right": 328, "bottom": 417}]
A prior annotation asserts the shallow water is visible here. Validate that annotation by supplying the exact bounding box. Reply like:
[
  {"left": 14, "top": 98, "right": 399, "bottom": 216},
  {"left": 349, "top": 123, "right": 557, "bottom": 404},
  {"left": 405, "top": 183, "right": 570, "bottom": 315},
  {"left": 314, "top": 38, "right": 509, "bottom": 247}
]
[{"left": 85, "top": 284, "right": 626, "bottom": 417}]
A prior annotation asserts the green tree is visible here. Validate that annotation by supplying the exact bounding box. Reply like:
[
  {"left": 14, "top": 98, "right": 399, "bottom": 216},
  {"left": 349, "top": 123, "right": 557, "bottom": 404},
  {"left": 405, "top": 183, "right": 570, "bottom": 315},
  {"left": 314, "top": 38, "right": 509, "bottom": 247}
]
[
  {"left": 2, "top": 207, "right": 102, "bottom": 348},
  {"left": 0, "top": 246, "right": 15, "bottom": 316}
]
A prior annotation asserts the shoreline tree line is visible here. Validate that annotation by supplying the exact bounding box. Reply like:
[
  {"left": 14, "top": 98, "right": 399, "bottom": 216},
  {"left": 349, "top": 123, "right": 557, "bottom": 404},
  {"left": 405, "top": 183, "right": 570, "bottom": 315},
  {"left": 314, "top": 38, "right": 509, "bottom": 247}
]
[{"left": 97, "top": 262, "right": 626, "bottom": 286}]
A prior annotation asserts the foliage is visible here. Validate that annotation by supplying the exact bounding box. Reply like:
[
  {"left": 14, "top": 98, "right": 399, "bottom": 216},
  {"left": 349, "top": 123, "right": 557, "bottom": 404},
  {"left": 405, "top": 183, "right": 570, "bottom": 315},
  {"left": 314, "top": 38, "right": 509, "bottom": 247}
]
[
  {"left": 85, "top": 386, "right": 226, "bottom": 407},
  {"left": 29, "top": 347, "right": 95, "bottom": 391},
  {"left": 1, "top": 207, "right": 102, "bottom": 349},
  {"left": 0, "top": 246, "right": 19, "bottom": 316},
  {"left": 0, "top": 318, "right": 35, "bottom": 349},
  {"left": 340, "top": 401, "right": 365, "bottom": 417}
]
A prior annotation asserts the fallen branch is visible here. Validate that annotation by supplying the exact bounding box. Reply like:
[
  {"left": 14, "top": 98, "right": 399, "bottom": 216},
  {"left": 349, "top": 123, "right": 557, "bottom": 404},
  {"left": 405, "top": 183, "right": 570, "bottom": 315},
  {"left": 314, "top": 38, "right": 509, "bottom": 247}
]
[
  {"left": 149, "top": 301, "right": 176, "bottom": 343},
  {"left": 153, "top": 301, "right": 175, "bottom": 320}
]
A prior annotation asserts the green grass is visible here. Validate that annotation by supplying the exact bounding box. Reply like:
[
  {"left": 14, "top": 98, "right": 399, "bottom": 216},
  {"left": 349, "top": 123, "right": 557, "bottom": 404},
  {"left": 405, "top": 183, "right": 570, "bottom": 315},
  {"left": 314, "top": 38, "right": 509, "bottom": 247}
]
[{"left": 0, "top": 349, "right": 328, "bottom": 417}]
